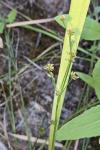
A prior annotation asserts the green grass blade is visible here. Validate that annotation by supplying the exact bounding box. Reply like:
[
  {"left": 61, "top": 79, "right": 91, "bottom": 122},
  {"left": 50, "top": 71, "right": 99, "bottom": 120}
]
[{"left": 21, "top": 25, "right": 62, "bottom": 42}]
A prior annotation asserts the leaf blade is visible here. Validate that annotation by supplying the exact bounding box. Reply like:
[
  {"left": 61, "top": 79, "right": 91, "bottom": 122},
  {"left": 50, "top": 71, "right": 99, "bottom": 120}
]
[
  {"left": 56, "top": 105, "right": 100, "bottom": 141},
  {"left": 76, "top": 72, "right": 94, "bottom": 87},
  {"left": 81, "top": 17, "right": 100, "bottom": 40},
  {"left": 7, "top": 9, "right": 17, "bottom": 23},
  {"left": 92, "top": 60, "right": 100, "bottom": 100}
]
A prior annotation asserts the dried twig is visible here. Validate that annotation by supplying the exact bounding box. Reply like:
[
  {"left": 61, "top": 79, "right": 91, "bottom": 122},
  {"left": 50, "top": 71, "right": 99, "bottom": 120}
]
[
  {"left": 9, "top": 133, "right": 63, "bottom": 149},
  {"left": 6, "top": 18, "right": 54, "bottom": 28}
]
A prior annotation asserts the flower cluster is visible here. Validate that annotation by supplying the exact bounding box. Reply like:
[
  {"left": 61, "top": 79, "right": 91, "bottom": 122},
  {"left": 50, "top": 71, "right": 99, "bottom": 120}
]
[{"left": 44, "top": 63, "right": 54, "bottom": 78}]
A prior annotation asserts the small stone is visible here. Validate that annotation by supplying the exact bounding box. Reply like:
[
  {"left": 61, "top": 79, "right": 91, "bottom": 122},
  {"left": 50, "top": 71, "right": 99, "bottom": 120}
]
[{"left": 0, "top": 141, "right": 7, "bottom": 150}]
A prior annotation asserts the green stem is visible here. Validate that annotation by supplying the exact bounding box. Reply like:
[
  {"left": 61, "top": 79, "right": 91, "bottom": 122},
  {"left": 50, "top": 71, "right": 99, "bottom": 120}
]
[
  {"left": 49, "top": 34, "right": 74, "bottom": 149},
  {"left": 48, "top": 0, "right": 90, "bottom": 149},
  {"left": 51, "top": 60, "right": 72, "bottom": 149}
]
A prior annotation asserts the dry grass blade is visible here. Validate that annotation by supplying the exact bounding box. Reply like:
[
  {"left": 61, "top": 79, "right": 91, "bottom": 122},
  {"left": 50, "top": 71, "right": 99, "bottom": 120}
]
[
  {"left": 8, "top": 133, "right": 63, "bottom": 149},
  {"left": 6, "top": 18, "right": 54, "bottom": 28}
]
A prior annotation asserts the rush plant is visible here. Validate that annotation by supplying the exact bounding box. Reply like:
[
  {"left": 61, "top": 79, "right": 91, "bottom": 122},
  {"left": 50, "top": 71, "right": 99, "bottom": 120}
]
[{"left": 48, "top": 0, "right": 91, "bottom": 149}]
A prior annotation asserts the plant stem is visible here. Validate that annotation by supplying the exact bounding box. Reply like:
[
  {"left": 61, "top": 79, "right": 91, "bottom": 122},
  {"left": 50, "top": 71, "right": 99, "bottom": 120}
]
[{"left": 48, "top": 0, "right": 91, "bottom": 149}]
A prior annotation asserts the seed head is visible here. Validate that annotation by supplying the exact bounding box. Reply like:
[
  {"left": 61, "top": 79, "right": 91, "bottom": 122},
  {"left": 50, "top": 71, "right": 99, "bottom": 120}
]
[
  {"left": 44, "top": 63, "right": 54, "bottom": 72},
  {"left": 60, "top": 15, "right": 66, "bottom": 21},
  {"left": 71, "top": 71, "right": 79, "bottom": 80}
]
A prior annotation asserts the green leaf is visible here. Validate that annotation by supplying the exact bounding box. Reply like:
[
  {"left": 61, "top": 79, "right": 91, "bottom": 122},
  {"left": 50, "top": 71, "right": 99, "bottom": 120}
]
[
  {"left": 81, "top": 17, "right": 100, "bottom": 41},
  {"left": 92, "top": 60, "right": 100, "bottom": 100},
  {"left": 55, "top": 15, "right": 100, "bottom": 41},
  {"left": 92, "top": 60, "right": 100, "bottom": 77},
  {"left": 76, "top": 72, "right": 94, "bottom": 88},
  {"left": 7, "top": 9, "right": 17, "bottom": 23},
  {"left": 77, "top": 60, "right": 100, "bottom": 100},
  {"left": 0, "top": 22, "right": 5, "bottom": 33},
  {"left": 56, "top": 105, "right": 100, "bottom": 141}
]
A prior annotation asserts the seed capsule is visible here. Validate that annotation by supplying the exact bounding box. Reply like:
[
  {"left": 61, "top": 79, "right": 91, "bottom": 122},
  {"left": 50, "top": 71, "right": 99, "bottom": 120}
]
[
  {"left": 71, "top": 71, "right": 79, "bottom": 80},
  {"left": 60, "top": 15, "right": 66, "bottom": 21}
]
